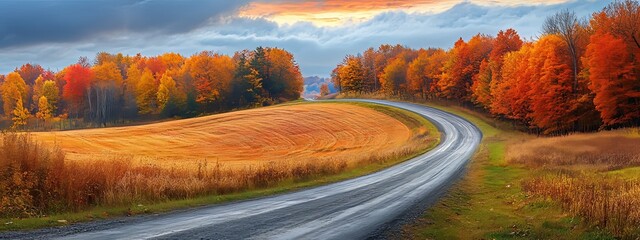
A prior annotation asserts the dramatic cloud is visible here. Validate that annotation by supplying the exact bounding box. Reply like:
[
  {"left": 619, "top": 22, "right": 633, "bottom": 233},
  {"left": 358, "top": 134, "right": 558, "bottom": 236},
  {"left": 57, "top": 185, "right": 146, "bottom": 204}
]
[
  {"left": 0, "top": 0, "right": 612, "bottom": 77},
  {"left": 0, "top": 0, "right": 249, "bottom": 48}
]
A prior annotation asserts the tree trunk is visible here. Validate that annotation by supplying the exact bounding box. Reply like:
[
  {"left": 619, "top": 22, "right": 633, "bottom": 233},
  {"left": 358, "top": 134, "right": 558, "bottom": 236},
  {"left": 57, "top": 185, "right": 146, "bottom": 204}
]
[{"left": 87, "top": 87, "right": 93, "bottom": 121}]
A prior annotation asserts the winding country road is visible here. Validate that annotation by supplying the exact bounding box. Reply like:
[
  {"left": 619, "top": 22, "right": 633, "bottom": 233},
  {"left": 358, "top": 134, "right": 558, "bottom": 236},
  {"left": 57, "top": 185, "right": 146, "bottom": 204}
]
[{"left": 1, "top": 100, "right": 482, "bottom": 240}]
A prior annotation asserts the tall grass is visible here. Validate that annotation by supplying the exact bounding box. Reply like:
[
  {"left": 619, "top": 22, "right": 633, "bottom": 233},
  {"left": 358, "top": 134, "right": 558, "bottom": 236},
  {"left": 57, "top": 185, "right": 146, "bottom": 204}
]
[
  {"left": 0, "top": 132, "right": 432, "bottom": 218},
  {"left": 508, "top": 133, "right": 640, "bottom": 171},
  {"left": 523, "top": 173, "right": 640, "bottom": 238},
  {"left": 508, "top": 129, "right": 640, "bottom": 238}
]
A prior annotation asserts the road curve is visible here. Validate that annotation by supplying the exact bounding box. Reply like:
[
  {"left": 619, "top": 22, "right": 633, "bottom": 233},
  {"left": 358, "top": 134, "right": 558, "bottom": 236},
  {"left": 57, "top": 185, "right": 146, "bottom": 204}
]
[{"left": 1, "top": 100, "right": 482, "bottom": 240}]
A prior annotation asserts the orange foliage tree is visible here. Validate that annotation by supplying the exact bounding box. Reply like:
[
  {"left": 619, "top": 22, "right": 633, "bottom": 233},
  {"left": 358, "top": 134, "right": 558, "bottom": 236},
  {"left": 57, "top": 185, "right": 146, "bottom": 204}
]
[
  {"left": 440, "top": 35, "right": 493, "bottom": 101},
  {"left": 264, "top": 48, "right": 304, "bottom": 100},
  {"left": 380, "top": 57, "right": 407, "bottom": 95},
  {"left": 473, "top": 29, "right": 523, "bottom": 108},
  {"left": 186, "top": 51, "right": 235, "bottom": 111},
  {"left": 335, "top": 55, "right": 365, "bottom": 93},
  {"left": 528, "top": 35, "right": 577, "bottom": 134},
  {"left": 584, "top": 31, "right": 640, "bottom": 126},
  {"left": 492, "top": 43, "right": 534, "bottom": 121}
]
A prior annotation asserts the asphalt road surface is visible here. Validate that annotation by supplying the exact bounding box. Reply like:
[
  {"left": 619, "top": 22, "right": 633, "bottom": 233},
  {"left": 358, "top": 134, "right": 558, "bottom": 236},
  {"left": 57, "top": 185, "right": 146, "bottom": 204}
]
[{"left": 1, "top": 100, "right": 482, "bottom": 240}]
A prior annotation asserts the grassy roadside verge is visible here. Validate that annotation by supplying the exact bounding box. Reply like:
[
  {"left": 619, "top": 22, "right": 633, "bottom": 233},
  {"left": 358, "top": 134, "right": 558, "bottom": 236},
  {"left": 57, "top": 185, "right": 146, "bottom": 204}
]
[
  {"left": 402, "top": 102, "right": 616, "bottom": 239},
  {"left": 0, "top": 101, "right": 440, "bottom": 232}
]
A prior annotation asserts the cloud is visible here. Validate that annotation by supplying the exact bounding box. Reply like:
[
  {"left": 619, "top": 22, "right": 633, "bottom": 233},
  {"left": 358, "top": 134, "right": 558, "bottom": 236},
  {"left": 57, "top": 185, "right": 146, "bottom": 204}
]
[{"left": 0, "top": 0, "right": 249, "bottom": 48}]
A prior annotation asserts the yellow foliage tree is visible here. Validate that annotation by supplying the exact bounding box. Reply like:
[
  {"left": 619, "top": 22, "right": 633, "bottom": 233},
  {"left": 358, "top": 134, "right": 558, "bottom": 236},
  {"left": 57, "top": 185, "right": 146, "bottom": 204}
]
[
  {"left": 42, "top": 80, "right": 59, "bottom": 114},
  {"left": 136, "top": 69, "right": 157, "bottom": 114},
  {"left": 36, "top": 96, "right": 52, "bottom": 127},
  {"left": 12, "top": 98, "right": 30, "bottom": 129},
  {"left": 157, "top": 73, "right": 177, "bottom": 111},
  {"left": 1, "top": 72, "right": 28, "bottom": 118}
]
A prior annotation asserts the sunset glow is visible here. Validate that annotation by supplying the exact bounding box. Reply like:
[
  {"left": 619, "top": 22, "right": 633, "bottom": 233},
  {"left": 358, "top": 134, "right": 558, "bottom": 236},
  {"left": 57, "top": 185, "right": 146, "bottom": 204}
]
[{"left": 239, "top": 0, "right": 573, "bottom": 26}]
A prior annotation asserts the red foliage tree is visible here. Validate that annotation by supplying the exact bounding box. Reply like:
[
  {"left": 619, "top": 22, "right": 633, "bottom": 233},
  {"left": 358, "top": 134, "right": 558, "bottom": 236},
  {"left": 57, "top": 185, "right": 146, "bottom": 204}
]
[
  {"left": 62, "top": 64, "right": 93, "bottom": 117},
  {"left": 16, "top": 63, "right": 45, "bottom": 85}
]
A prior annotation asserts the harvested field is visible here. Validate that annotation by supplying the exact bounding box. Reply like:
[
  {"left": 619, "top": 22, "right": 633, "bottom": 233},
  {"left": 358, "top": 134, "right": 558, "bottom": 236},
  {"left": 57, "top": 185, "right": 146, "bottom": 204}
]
[{"left": 31, "top": 103, "right": 416, "bottom": 169}]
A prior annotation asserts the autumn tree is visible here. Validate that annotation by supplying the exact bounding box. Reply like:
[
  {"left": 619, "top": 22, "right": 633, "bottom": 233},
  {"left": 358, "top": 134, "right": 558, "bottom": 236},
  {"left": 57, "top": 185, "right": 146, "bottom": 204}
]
[
  {"left": 320, "top": 83, "right": 330, "bottom": 97},
  {"left": 407, "top": 50, "right": 430, "bottom": 98},
  {"left": 41, "top": 80, "right": 59, "bottom": 115},
  {"left": 231, "top": 52, "right": 264, "bottom": 107},
  {"left": 543, "top": 9, "right": 585, "bottom": 92},
  {"left": 157, "top": 73, "right": 179, "bottom": 115},
  {"left": 264, "top": 48, "right": 304, "bottom": 100},
  {"left": 440, "top": 35, "right": 493, "bottom": 101},
  {"left": 31, "top": 75, "right": 45, "bottom": 112},
  {"left": 124, "top": 64, "right": 143, "bottom": 117},
  {"left": 62, "top": 64, "right": 93, "bottom": 118},
  {"left": 36, "top": 96, "right": 52, "bottom": 126},
  {"left": 336, "top": 55, "right": 366, "bottom": 93},
  {"left": 584, "top": 31, "right": 640, "bottom": 126},
  {"left": 591, "top": 0, "right": 640, "bottom": 49},
  {"left": 92, "top": 61, "right": 123, "bottom": 125},
  {"left": 380, "top": 57, "right": 408, "bottom": 95},
  {"left": 18, "top": 64, "right": 52, "bottom": 114},
  {"left": 362, "top": 48, "right": 379, "bottom": 91},
  {"left": 439, "top": 38, "right": 464, "bottom": 99},
  {"left": 186, "top": 51, "right": 235, "bottom": 110},
  {"left": 136, "top": 69, "right": 157, "bottom": 114},
  {"left": 528, "top": 35, "right": 577, "bottom": 134},
  {"left": 375, "top": 45, "right": 408, "bottom": 82},
  {"left": 16, "top": 63, "right": 45, "bottom": 85},
  {"left": 491, "top": 43, "right": 534, "bottom": 121},
  {"left": 331, "top": 68, "right": 342, "bottom": 92},
  {"left": 1, "top": 72, "right": 28, "bottom": 118},
  {"left": 160, "top": 53, "right": 186, "bottom": 71},
  {"left": 473, "top": 29, "right": 523, "bottom": 108},
  {"left": 423, "top": 49, "right": 447, "bottom": 98},
  {"left": 144, "top": 57, "right": 168, "bottom": 80},
  {"left": 12, "top": 98, "right": 30, "bottom": 129},
  {"left": 471, "top": 60, "right": 492, "bottom": 107}
]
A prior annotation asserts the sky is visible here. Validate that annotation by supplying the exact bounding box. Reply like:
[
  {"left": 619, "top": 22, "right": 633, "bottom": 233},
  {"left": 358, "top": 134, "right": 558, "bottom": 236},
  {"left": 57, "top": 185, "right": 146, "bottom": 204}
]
[{"left": 0, "top": 0, "right": 610, "bottom": 77}]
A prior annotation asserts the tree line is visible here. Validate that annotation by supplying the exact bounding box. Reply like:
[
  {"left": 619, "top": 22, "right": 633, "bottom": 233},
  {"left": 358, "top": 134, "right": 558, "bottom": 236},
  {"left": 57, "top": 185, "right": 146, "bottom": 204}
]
[
  {"left": 0, "top": 47, "right": 304, "bottom": 129},
  {"left": 332, "top": 0, "right": 640, "bottom": 134}
]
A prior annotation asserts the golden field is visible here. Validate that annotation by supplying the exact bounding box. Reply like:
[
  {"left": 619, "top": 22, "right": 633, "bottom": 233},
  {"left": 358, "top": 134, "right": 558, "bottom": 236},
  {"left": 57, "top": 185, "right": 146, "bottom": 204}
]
[
  {"left": 31, "top": 103, "right": 415, "bottom": 169},
  {"left": 1, "top": 102, "right": 437, "bottom": 219}
]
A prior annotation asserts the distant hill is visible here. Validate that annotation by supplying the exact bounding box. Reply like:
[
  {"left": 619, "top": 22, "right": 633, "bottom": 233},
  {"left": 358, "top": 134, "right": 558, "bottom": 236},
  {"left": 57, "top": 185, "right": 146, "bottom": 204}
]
[{"left": 303, "top": 76, "right": 335, "bottom": 98}]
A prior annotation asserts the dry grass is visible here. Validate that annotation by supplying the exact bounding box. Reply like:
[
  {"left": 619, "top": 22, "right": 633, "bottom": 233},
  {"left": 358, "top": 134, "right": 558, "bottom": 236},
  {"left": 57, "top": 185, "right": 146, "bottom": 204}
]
[
  {"left": 508, "top": 128, "right": 640, "bottom": 238},
  {"left": 508, "top": 129, "right": 640, "bottom": 171},
  {"left": 31, "top": 103, "right": 414, "bottom": 170},
  {"left": 1, "top": 103, "right": 436, "bottom": 218},
  {"left": 523, "top": 173, "right": 640, "bottom": 238}
]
